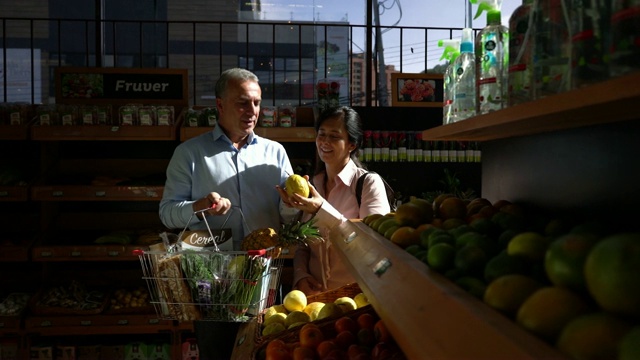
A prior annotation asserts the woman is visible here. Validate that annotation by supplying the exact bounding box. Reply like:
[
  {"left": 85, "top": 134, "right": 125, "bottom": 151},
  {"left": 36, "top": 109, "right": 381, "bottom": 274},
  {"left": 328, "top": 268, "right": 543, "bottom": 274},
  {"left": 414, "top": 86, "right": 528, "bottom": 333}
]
[{"left": 277, "top": 106, "right": 391, "bottom": 295}]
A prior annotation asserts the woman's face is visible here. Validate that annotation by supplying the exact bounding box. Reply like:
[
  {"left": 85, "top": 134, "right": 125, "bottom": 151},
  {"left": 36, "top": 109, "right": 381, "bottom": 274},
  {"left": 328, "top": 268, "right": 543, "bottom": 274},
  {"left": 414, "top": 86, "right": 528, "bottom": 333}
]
[{"left": 316, "top": 116, "right": 355, "bottom": 168}]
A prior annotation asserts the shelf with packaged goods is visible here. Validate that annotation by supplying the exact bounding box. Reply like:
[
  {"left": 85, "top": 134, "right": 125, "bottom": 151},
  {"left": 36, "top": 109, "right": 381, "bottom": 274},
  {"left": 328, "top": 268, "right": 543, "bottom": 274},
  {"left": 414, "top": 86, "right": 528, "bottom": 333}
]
[
  {"left": 328, "top": 219, "right": 567, "bottom": 360},
  {"left": 30, "top": 123, "right": 181, "bottom": 141},
  {"left": 422, "top": 72, "right": 640, "bottom": 141},
  {"left": 180, "top": 126, "right": 317, "bottom": 142},
  {"left": 24, "top": 314, "right": 173, "bottom": 336}
]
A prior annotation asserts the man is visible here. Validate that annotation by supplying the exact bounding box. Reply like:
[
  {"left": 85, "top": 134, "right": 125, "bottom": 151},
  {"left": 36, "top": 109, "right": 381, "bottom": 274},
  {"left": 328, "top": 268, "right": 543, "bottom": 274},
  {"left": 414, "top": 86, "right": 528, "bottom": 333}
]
[{"left": 159, "top": 68, "right": 296, "bottom": 359}]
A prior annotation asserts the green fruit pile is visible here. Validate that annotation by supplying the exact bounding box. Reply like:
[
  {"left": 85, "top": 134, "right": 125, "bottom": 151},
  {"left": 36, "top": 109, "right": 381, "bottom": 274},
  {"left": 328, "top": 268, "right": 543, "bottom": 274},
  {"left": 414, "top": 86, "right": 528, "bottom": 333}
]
[{"left": 367, "top": 196, "right": 640, "bottom": 360}]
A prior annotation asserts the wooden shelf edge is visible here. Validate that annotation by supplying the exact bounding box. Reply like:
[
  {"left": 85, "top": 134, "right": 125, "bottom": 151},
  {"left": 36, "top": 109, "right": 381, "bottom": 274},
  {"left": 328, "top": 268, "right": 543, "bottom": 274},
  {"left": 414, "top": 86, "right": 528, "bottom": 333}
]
[
  {"left": 330, "top": 220, "right": 567, "bottom": 360},
  {"left": 422, "top": 72, "right": 640, "bottom": 141}
]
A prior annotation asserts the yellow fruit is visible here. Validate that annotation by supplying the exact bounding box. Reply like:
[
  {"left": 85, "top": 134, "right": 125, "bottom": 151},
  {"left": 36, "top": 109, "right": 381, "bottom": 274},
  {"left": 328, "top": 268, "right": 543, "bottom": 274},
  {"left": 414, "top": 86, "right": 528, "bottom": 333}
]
[
  {"left": 285, "top": 174, "right": 310, "bottom": 198},
  {"left": 363, "top": 213, "right": 383, "bottom": 225},
  {"left": 409, "top": 197, "right": 434, "bottom": 221},
  {"left": 262, "top": 322, "right": 286, "bottom": 336},
  {"left": 557, "top": 312, "right": 634, "bottom": 360},
  {"left": 584, "top": 233, "right": 640, "bottom": 317},
  {"left": 507, "top": 232, "right": 550, "bottom": 262},
  {"left": 377, "top": 218, "right": 399, "bottom": 236},
  {"left": 288, "top": 321, "right": 308, "bottom": 329},
  {"left": 285, "top": 310, "right": 311, "bottom": 328},
  {"left": 271, "top": 304, "right": 288, "bottom": 314},
  {"left": 316, "top": 302, "right": 343, "bottom": 320},
  {"left": 544, "top": 232, "right": 599, "bottom": 291},
  {"left": 370, "top": 215, "right": 394, "bottom": 232},
  {"left": 383, "top": 225, "right": 400, "bottom": 240},
  {"left": 516, "top": 286, "right": 591, "bottom": 342},
  {"left": 395, "top": 202, "right": 431, "bottom": 228},
  {"left": 303, "top": 302, "right": 325, "bottom": 321},
  {"left": 353, "top": 293, "right": 369, "bottom": 308},
  {"left": 334, "top": 297, "right": 357, "bottom": 313},
  {"left": 483, "top": 274, "right": 543, "bottom": 316},
  {"left": 390, "top": 226, "right": 419, "bottom": 248},
  {"left": 263, "top": 312, "right": 287, "bottom": 327},
  {"left": 263, "top": 306, "right": 278, "bottom": 321},
  {"left": 619, "top": 326, "right": 640, "bottom": 360},
  {"left": 283, "top": 290, "right": 307, "bottom": 312}
]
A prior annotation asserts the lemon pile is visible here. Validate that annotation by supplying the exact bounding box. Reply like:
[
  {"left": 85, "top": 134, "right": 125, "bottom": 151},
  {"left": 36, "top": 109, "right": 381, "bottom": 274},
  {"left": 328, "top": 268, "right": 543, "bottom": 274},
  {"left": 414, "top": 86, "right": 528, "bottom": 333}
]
[{"left": 261, "top": 290, "right": 370, "bottom": 337}]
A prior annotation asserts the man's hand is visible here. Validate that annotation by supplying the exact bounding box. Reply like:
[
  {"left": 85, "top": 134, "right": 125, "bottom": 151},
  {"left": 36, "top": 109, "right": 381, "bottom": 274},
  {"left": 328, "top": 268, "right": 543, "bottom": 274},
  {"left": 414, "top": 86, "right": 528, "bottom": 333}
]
[{"left": 193, "top": 192, "right": 231, "bottom": 216}]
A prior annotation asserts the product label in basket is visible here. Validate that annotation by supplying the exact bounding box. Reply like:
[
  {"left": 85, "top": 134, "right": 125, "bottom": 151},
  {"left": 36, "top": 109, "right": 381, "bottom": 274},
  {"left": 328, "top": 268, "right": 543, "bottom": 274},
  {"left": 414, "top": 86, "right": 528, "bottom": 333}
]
[{"left": 179, "top": 229, "right": 232, "bottom": 250}]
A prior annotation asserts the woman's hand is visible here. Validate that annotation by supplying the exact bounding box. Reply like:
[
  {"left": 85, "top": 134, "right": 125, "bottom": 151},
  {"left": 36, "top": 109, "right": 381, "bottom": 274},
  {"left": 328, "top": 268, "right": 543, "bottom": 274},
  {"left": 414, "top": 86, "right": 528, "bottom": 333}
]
[
  {"left": 276, "top": 175, "right": 324, "bottom": 215},
  {"left": 193, "top": 192, "right": 231, "bottom": 216},
  {"left": 295, "top": 277, "right": 323, "bottom": 296}
]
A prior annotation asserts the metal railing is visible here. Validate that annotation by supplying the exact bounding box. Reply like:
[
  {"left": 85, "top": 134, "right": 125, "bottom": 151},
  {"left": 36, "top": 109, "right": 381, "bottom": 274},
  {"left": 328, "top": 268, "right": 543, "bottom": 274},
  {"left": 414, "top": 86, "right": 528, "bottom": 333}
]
[{"left": 1, "top": 17, "right": 465, "bottom": 106}]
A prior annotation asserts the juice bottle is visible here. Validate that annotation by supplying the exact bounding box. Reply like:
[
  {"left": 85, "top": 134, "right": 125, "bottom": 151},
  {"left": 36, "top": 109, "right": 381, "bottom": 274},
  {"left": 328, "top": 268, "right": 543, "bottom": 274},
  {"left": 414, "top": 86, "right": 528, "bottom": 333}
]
[
  {"left": 509, "top": 0, "right": 535, "bottom": 106},
  {"left": 609, "top": 0, "right": 640, "bottom": 77}
]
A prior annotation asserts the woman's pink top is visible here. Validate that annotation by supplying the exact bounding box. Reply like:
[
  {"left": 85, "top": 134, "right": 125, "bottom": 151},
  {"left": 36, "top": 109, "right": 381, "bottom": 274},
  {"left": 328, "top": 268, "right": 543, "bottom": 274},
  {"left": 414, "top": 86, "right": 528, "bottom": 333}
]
[{"left": 292, "top": 159, "right": 391, "bottom": 293}]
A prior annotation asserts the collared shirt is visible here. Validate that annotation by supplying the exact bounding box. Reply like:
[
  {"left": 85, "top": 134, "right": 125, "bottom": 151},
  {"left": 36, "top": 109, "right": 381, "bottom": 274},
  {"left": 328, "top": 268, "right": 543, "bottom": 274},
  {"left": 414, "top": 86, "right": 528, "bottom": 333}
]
[
  {"left": 159, "top": 125, "right": 294, "bottom": 249},
  {"left": 293, "top": 159, "right": 391, "bottom": 292}
]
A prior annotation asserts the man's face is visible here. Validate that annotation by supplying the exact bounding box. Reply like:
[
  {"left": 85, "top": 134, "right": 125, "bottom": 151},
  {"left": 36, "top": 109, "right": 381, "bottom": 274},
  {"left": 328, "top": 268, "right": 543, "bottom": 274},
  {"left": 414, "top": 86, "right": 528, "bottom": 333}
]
[{"left": 216, "top": 78, "right": 261, "bottom": 141}]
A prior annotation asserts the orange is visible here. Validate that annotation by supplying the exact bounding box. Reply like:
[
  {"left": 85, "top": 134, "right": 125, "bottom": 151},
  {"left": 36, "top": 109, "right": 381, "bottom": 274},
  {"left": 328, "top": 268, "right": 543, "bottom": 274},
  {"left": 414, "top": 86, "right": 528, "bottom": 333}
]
[
  {"left": 507, "top": 232, "right": 549, "bottom": 262},
  {"left": 299, "top": 323, "right": 324, "bottom": 349},
  {"left": 584, "top": 233, "right": 640, "bottom": 317},
  {"left": 390, "top": 226, "right": 419, "bottom": 248},
  {"left": 557, "top": 312, "right": 633, "bottom": 360},
  {"left": 438, "top": 197, "right": 467, "bottom": 220},
  {"left": 544, "top": 232, "right": 599, "bottom": 291},
  {"left": 432, "top": 193, "right": 455, "bottom": 218},
  {"left": 292, "top": 345, "right": 315, "bottom": 360},
  {"left": 483, "top": 274, "right": 543, "bottom": 316},
  {"left": 394, "top": 202, "right": 430, "bottom": 227},
  {"left": 516, "top": 286, "right": 591, "bottom": 342},
  {"left": 316, "top": 340, "right": 338, "bottom": 358}
]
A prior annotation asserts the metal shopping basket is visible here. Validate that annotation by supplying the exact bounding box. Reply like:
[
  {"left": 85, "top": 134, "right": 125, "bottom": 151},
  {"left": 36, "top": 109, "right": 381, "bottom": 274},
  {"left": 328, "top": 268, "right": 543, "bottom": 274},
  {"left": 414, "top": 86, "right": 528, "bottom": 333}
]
[{"left": 133, "top": 207, "right": 284, "bottom": 322}]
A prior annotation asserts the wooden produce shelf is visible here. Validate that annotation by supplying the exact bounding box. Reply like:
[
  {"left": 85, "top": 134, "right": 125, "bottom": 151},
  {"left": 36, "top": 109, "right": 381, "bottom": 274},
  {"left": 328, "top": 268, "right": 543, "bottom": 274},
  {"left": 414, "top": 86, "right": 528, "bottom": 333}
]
[
  {"left": 328, "top": 220, "right": 567, "bottom": 360},
  {"left": 31, "top": 124, "right": 179, "bottom": 141},
  {"left": 180, "top": 126, "right": 316, "bottom": 142},
  {"left": 0, "top": 124, "right": 31, "bottom": 140},
  {"left": 422, "top": 71, "right": 640, "bottom": 141},
  {"left": 31, "top": 243, "right": 145, "bottom": 262},
  {"left": 0, "top": 185, "right": 29, "bottom": 202},
  {"left": 30, "top": 185, "right": 163, "bottom": 201},
  {"left": 24, "top": 314, "right": 172, "bottom": 336}
]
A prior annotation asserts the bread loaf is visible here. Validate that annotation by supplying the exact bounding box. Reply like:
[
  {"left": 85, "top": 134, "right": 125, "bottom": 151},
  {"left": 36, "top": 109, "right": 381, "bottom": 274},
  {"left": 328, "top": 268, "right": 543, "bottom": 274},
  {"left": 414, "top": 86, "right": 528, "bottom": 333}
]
[{"left": 155, "top": 254, "right": 201, "bottom": 321}]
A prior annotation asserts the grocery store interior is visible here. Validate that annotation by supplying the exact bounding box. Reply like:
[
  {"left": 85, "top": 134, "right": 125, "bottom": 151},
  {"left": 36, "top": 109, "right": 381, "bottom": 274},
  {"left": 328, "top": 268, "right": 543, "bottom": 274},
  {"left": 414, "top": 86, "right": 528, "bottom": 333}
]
[{"left": 1, "top": 0, "right": 639, "bottom": 359}]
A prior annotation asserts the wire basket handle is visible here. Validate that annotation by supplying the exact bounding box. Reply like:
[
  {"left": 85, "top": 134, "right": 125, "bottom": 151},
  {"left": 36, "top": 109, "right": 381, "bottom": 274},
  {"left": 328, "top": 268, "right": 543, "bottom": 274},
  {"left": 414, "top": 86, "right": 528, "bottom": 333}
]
[{"left": 180, "top": 204, "right": 251, "bottom": 252}]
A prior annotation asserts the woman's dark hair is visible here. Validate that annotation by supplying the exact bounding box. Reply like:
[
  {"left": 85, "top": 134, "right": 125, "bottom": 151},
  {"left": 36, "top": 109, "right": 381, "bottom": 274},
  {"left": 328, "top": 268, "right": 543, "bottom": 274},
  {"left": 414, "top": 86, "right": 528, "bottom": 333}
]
[{"left": 313, "top": 106, "right": 366, "bottom": 175}]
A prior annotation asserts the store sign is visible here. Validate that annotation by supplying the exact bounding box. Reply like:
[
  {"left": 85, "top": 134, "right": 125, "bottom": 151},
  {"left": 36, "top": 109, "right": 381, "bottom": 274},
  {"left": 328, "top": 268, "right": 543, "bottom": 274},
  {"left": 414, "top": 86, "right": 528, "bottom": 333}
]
[
  {"left": 104, "top": 73, "right": 184, "bottom": 99},
  {"left": 55, "top": 67, "right": 188, "bottom": 105}
]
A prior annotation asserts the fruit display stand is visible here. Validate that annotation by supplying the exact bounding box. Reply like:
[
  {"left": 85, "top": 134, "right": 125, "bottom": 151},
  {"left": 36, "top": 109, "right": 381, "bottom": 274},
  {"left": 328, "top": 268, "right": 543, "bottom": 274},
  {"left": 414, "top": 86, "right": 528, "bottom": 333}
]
[
  {"left": 328, "top": 220, "right": 567, "bottom": 359},
  {"left": 231, "top": 283, "right": 366, "bottom": 359}
]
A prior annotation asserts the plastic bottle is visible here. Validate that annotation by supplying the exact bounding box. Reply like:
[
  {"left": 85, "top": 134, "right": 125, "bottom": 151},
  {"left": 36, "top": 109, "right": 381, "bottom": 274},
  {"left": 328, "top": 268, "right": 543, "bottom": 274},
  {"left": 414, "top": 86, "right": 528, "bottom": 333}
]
[
  {"left": 508, "top": 0, "right": 535, "bottom": 106},
  {"left": 570, "top": 0, "right": 611, "bottom": 88},
  {"left": 609, "top": 0, "right": 640, "bottom": 77},
  {"left": 531, "top": 0, "right": 572, "bottom": 99},
  {"left": 471, "top": 0, "right": 509, "bottom": 114},
  {"left": 438, "top": 38, "right": 461, "bottom": 125},
  {"left": 452, "top": 28, "right": 477, "bottom": 122}
]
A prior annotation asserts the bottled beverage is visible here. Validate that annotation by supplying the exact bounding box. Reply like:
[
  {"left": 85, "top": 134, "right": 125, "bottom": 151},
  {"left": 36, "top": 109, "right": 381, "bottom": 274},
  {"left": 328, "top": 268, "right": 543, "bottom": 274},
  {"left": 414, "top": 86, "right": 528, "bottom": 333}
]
[
  {"left": 389, "top": 131, "right": 398, "bottom": 162},
  {"left": 363, "top": 130, "right": 373, "bottom": 162},
  {"left": 414, "top": 132, "right": 423, "bottom": 162},
  {"left": 531, "top": 0, "right": 572, "bottom": 99},
  {"left": 472, "top": 0, "right": 509, "bottom": 114},
  {"left": 422, "top": 138, "right": 432, "bottom": 162},
  {"left": 432, "top": 141, "right": 442, "bottom": 162},
  {"left": 452, "top": 28, "right": 477, "bottom": 121},
  {"left": 398, "top": 131, "right": 408, "bottom": 162},
  {"left": 438, "top": 39, "right": 461, "bottom": 124},
  {"left": 571, "top": 0, "right": 611, "bottom": 88},
  {"left": 509, "top": 0, "right": 535, "bottom": 106},
  {"left": 609, "top": 0, "right": 640, "bottom": 77}
]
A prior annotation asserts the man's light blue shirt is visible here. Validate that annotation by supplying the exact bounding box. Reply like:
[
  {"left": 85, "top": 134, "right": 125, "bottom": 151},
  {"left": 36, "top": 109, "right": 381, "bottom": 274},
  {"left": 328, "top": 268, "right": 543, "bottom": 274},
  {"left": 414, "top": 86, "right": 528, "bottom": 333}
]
[{"left": 159, "top": 125, "right": 295, "bottom": 249}]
